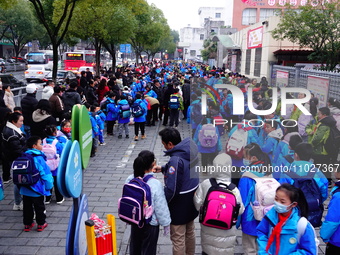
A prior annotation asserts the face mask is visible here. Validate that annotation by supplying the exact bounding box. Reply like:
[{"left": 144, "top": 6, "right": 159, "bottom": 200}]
[
  {"left": 243, "top": 158, "right": 251, "bottom": 166},
  {"left": 274, "top": 201, "right": 293, "bottom": 214},
  {"left": 63, "top": 127, "right": 71, "bottom": 133}
]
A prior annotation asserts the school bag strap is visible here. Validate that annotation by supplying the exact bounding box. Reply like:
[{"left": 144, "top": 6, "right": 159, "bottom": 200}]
[
  {"left": 286, "top": 169, "right": 316, "bottom": 179},
  {"left": 283, "top": 155, "right": 294, "bottom": 164},
  {"left": 143, "top": 175, "right": 154, "bottom": 183},
  {"left": 209, "top": 178, "right": 236, "bottom": 191},
  {"left": 297, "top": 217, "right": 319, "bottom": 246}
]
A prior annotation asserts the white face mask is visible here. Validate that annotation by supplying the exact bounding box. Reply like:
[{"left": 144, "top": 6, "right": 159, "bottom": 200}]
[{"left": 274, "top": 201, "right": 293, "bottom": 214}]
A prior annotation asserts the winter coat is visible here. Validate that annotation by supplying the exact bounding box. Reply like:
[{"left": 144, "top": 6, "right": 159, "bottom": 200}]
[
  {"left": 132, "top": 99, "right": 148, "bottom": 123},
  {"left": 21, "top": 93, "right": 38, "bottom": 126},
  {"left": 329, "top": 106, "right": 340, "bottom": 131},
  {"left": 62, "top": 89, "right": 81, "bottom": 113},
  {"left": 106, "top": 98, "right": 119, "bottom": 121},
  {"left": 30, "top": 110, "right": 57, "bottom": 139},
  {"left": 125, "top": 172, "right": 171, "bottom": 227},
  {"left": 194, "top": 170, "right": 244, "bottom": 255},
  {"left": 4, "top": 90, "right": 15, "bottom": 111},
  {"left": 144, "top": 95, "right": 159, "bottom": 106},
  {"left": 279, "top": 160, "right": 328, "bottom": 203},
  {"left": 85, "top": 86, "right": 98, "bottom": 105},
  {"left": 297, "top": 103, "right": 313, "bottom": 138},
  {"left": 261, "top": 128, "right": 283, "bottom": 160},
  {"left": 19, "top": 148, "right": 54, "bottom": 197},
  {"left": 257, "top": 207, "right": 318, "bottom": 255},
  {"left": 320, "top": 183, "right": 340, "bottom": 247},
  {"left": 272, "top": 132, "right": 300, "bottom": 167},
  {"left": 145, "top": 89, "right": 158, "bottom": 99},
  {"left": 42, "top": 86, "right": 54, "bottom": 100},
  {"left": 153, "top": 85, "right": 164, "bottom": 104},
  {"left": 1, "top": 122, "right": 26, "bottom": 161},
  {"left": 310, "top": 115, "right": 337, "bottom": 155},
  {"left": 161, "top": 137, "right": 199, "bottom": 225},
  {"left": 88, "top": 112, "right": 99, "bottom": 138},
  {"left": 49, "top": 93, "right": 65, "bottom": 121},
  {"left": 97, "top": 86, "right": 110, "bottom": 104}
]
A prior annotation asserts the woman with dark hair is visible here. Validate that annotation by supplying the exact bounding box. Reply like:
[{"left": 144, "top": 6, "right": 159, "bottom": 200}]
[
  {"left": 1, "top": 112, "right": 26, "bottom": 209},
  {"left": 124, "top": 150, "right": 170, "bottom": 255},
  {"left": 96, "top": 78, "right": 110, "bottom": 104},
  {"left": 257, "top": 183, "right": 318, "bottom": 255},
  {"left": 30, "top": 99, "right": 57, "bottom": 138}
]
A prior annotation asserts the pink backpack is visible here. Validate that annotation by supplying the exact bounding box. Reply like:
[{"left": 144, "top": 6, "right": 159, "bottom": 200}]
[
  {"left": 198, "top": 124, "right": 218, "bottom": 148},
  {"left": 42, "top": 138, "right": 60, "bottom": 171},
  {"left": 199, "top": 178, "right": 240, "bottom": 230}
]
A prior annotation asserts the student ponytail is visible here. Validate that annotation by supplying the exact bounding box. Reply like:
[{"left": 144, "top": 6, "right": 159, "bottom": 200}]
[
  {"left": 277, "top": 183, "right": 309, "bottom": 218},
  {"left": 245, "top": 143, "right": 272, "bottom": 175},
  {"left": 133, "top": 150, "right": 155, "bottom": 178}
]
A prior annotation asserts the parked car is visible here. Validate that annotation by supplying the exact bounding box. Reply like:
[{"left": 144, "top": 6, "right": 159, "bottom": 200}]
[
  {"left": 77, "top": 66, "right": 95, "bottom": 75},
  {"left": 25, "top": 65, "right": 52, "bottom": 82},
  {"left": 0, "top": 73, "right": 26, "bottom": 95},
  {"left": 43, "top": 70, "right": 78, "bottom": 85}
]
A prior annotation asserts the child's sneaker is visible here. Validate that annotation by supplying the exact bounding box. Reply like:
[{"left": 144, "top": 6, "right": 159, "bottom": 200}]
[
  {"left": 37, "top": 223, "right": 48, "bottom": 232},
  {"left": 13, "top": 202, "right": 23, "bottom": 211},
  {"left": 99, "top": 143, "right": 106, "bottom": 146},
  {"left": 44, "top": 198, "right": 51, "bottom": 205},
  {"left": 24, "top": 223, "right": 35, "bottom": 232},
  {"left": 56, "top": 198, "right": 65, "bottom": 204}
]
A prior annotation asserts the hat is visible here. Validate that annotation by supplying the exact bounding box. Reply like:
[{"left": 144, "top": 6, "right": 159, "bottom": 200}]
[
  {"left": 26, "top": 84, "right": 37, "bottom": 94},
  {"left": 123, "top": 86, "right": 129, "bottom": 90}
]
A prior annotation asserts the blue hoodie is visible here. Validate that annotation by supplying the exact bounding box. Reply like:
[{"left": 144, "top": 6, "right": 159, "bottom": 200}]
[
  {"left": 320, "top": 183, "right": 340, "bottom": 247},
  {"left": 145, "top": 89, "right": 158, "bottom": 99},
  {"left": 20, "top": 149, "right": 54, "bottom": 197},
  {"left": 88, "top": 112, "right": 99, "bottom": 137},
  {"left": 257, "top": 207, "right": 318, "bottom": 255},
  {"left": 106, "top": 98, "right": 119, "bottom": 121}
]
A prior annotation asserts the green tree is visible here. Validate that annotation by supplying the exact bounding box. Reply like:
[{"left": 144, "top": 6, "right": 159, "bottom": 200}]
[
  {"left": 201, "top": 39, "right": 217, "bottom": 61},
  {"left": 272, "top": 2, "right": 340, "bottom": 71},
  {"left": 28, "top": 0, "right": 81, "bottom": 80},
  {"left": 0, "top": 0, "right": 38, "bottom": 59}
]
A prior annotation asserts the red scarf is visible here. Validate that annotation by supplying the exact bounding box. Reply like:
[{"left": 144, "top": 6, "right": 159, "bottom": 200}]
[{"left": 265, "top": 211, "right": 292, "bottom": 255}]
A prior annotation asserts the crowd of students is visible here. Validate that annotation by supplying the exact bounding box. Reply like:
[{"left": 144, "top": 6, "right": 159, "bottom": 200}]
[{"left": 0, "top": 61, "right": 339, "bottom": 254}]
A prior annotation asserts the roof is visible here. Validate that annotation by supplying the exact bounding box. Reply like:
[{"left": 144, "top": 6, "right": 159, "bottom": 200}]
[
  {"left": 273, "top": 49, "right": 314, "bottom": 55},
  {"left": 212, "top": 35, "right": 240, "bottom": 49}
]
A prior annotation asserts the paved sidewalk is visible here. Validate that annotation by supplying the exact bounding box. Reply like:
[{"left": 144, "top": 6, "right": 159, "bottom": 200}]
[{"left": 0, "top": 120, "right": 328, "bottom": 254}]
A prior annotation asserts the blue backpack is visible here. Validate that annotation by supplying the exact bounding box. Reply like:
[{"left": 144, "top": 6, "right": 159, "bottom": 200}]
[
  {"left": 120, "top": 104, "right": 131, "bottom": 119},
  {"left": 12, "top": 153, "right": 40, "bottom": 186},
  {"left": 118, "top": 175, "right": 154, "bottom": 228},
  {"left": 169, "top": 95, "right": 180, "bottom": 109},
  {"left": 287, "top": 170, "right": 324, "bottom": 227},
  {"left": 190, "top": 102, "right": 203, "bottom": 125},
  {"left": 131, "top": 101, "right": 144, "bottom": 117}
]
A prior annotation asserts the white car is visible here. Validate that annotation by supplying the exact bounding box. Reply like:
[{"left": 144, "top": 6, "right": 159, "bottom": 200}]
[
  {"left": 77, "top": 66, "right": 95, "bottom": 75},
  {"left": 25, "top": 65, "right": 52, "bottom": 82}
]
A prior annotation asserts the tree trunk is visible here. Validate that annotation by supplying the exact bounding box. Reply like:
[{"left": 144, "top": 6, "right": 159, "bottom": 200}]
[
  {"left": 94, "top": 38, "right": 101, "bottom": 75},
  {"left": 52, "top": 43, "right": 59, "bottom": 81}
]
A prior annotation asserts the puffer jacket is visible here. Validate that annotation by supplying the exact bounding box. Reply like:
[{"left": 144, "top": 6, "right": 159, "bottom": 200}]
[
  {"left": 20, "top": 93, "right": 38, "bottom": 126},
  {"left": 261, "top": 128, "right": 283, "bottom": 160},
  {"left": 133, "top": 99, "right": 148, "bottom": 123},
  {"left": 20, "top": 148, "right": 54, "bottom": 197},
  {"left": 30, "top": 110, "right": 57, "bottom": 138},
  {"left": 272, "top": 132, "right": 300, "bottom": 166},
  {"left": 329, "top": 106, "right": 340, "bottom": 131},
  {"left": 62, "top": 89, "right": 81, "bottom": 112},
  {"left": 194, "top": 169, "right": 244, "bottom": 255},
  {"left": 42, "top": 86, "right": 54, "bottom": 100},
  {"left": 1, "top": 122, "right": 26, "bottom": 161}
]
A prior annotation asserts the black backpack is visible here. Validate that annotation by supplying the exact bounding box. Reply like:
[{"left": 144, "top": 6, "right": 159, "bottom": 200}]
[
  {"left": 286, "top": 170, "right": 324, "bottom": 227},
  {"left": 100, "top": 99, "right": 110, "bottom": 115},
  {"left": 324, "top": 125, "right": 340, "bottom": 160}
]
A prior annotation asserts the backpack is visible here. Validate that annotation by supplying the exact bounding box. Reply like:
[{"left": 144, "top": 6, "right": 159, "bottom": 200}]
[
  {"left": 120, "top": 104, "right": 131, "bottom": 119},
  {"left": 297, "top": 217, "right": 319, "bottom": 246},
  {"left": 190, "top": 102, "right": 203, "bottom": 125},
  {"left": 198, "top": 124, "right": 218, "bottom": 148},
  {"left": 199, "top": 178, "right": 240, "bottom": 230},
  {"left": 12, "top": 153, "right": 40, "bottom": 186},
  {"left": 100, "top": 99, "right": 110, "bottom": 115},
  {"left": 42, "top": 138, "right": 60, "bottom": 171},
  {"left": 0, "top": 177, "right": 4, "bottom": 201},
  {"left": 223, "top": 101, "right": 231, "bottom": 115},
  {"left": 286, "top": 170, "right": 324, "bottom": 227},
  {"left": 118, "top": 175, "right": 153, "bottom": 228},
  {"left": 131, "top": 101, "right": 144, "bottom": 118},
  {"left": 169, "top": 95, "right": 180, "bottom": 109},
  {"left": 226, "top": 125, "right": 253, "bottom": 160},
  {"left": 123, "top": 92, "right": 133, "bottom": 105},
  {"left": 323, "top": 125, "right": 340, "bottom": 160},
  {"left": 242, "top": 172, "right": 281, "bottom": 221}
]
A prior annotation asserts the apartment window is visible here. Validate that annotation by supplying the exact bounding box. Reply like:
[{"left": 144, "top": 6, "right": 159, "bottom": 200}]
[
  {"left": 260, "top": 9, "right": 278, "bottom": 21},
  {"left": 200, "top": 34, "right": 204, "bottom": 40},
  {"left": 245, "top": 49, "right": 251, "bottom": 75},
  {"left": 254, "top": 48, "right": 262, "bottom": 77},
  {"left": 215, "top": 13, "right": 221, "bottom": 18},
  {"left": 242, "top": 8, "right": 257, "bottom": 25},
  {"left": 190, "top": 50, "right": 196, "bottom": 57},
  {"left": 204, "top": 18, "right": 209, "bottom": 24}
]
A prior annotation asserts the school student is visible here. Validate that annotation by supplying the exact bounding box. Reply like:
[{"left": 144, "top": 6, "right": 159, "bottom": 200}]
[
  {"left": 43, "top": 125, "right": 65, "bottom": 204},
  {"left": 320, "top": 171, "right": 340, "bottom": 254},
  {"left": 117, "top": 95, "right": 131, "bottom": 139},
  {"left": 193, "top": 153, "right": 244, "bottom": 255},
  {"left": 132, "top": 94, "right": 148, "bottom": 141},
  {"left": 257, "top": 183, "right": 318, "bottom": 255},
  {"left": 238, "top": 143, "right": 272, "bottom": 255},
  {"left": 261, "top": 120, "right": 283, "bottom": 161},
  {"left": 125, "top": 150, "right": 171, "bottom": 255},
  {"left": 20, "top": 136, "right": 54, "bottom": 232}
]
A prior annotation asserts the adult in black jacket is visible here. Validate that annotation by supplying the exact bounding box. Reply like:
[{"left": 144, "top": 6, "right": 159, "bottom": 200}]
[
  {"left": 30, "top": 99, "right": 57, "bottom": 139},
  {"left": 85, "top": 80, "right": 98, "bottom": 105},
  {"left": 182, "top": 79, "right": 191, "bottom": 119},
  {"left": 1, "top": 112, "right": 26, "bottom": 182},
  {"left": 162, "top": 83, "right": 175, "bottom": 126},
  {"left": 80, "top": 71, "right": 88, "bottom": 89},
  {"left": 20, "top": 84, "right": 38, "bottom": 138},
  {"left": 62, "top": 82, "right": 82, "bottom": 113},
  {"left": 153, "top": 80, "right": 165, "bottom": 121}
]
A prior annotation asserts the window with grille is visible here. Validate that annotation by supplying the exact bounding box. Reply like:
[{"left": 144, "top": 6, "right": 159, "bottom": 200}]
[
  {"left": 254, "top": 48, "right": 262, "bottom": 77},
  {"left": 242, "top": 9, "right": 257, "bottom": 25},
  {"left": 245, "top": 49, "right": 251, "bottom": 75}
]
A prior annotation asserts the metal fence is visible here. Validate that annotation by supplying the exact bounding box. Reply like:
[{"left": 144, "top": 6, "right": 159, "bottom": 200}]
[
  {"left": 272, "top": 65, "right": 340, "bottom": 101},
  {"left": 12, "top": 86, "right": 43, "bottom": 107}
]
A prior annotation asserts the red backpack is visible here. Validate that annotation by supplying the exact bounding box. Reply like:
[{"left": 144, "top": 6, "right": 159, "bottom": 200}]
[{"left": 199, "top": 178, "right": 240, "bottom": 230}]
